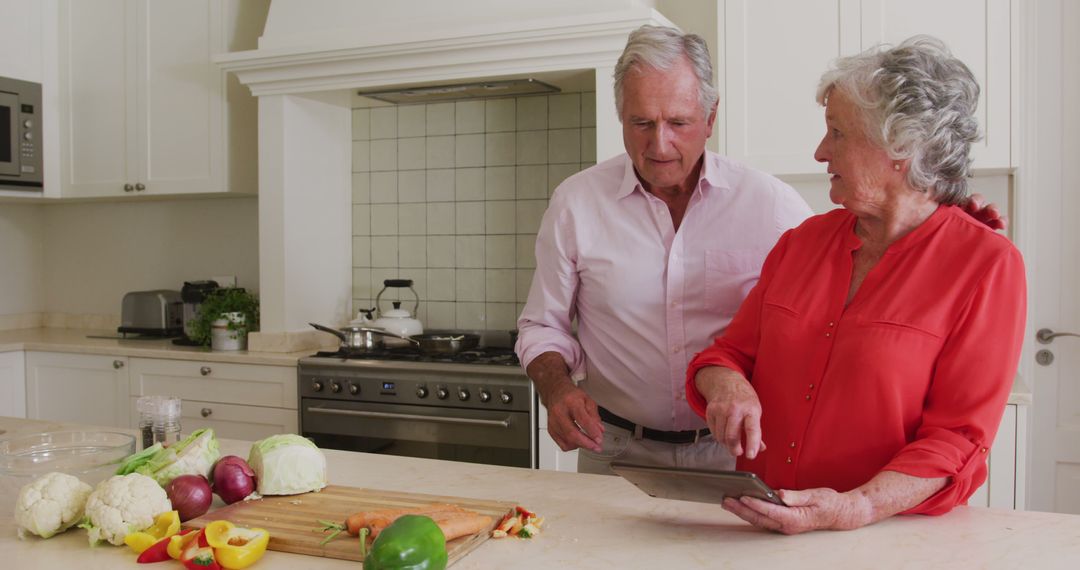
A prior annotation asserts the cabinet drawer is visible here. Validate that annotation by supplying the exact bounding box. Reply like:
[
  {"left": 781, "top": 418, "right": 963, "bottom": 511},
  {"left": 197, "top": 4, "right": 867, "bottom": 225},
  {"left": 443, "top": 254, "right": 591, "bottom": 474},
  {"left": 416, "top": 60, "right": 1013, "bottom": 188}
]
[
  {"left": 130, "top": 358, "right": 296, "bottom": 409},
  {"left": 129, "top": 397, "right": 298, "bottom": 442}
]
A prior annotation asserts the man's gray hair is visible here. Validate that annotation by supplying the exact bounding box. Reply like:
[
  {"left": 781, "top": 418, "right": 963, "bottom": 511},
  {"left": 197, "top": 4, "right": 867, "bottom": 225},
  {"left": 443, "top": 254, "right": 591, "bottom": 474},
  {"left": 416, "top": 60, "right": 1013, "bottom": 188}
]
[
  {"left": 816, "top": 36, "right": 981, "bottom": 205},
  {"left": 613, "top": 25, "right": 718, "bottom": 121}
]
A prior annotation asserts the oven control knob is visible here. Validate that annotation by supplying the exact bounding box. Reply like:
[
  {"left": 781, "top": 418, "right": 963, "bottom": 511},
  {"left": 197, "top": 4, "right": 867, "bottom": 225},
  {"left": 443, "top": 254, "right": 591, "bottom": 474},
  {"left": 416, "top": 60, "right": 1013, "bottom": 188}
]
[
  {"left": 500, "top": 391, "right": 513, "bottom": 404},
  {"left": 458, "top": 388, "right": 470, "bottom": 401},
  {"left": 349, "top": 383, "right": 360, "bottom": 395},
  {"left": 478, "top": 389, "right": 491, "bottom": 403},
  {"left": 312, "top": 380, "right": 324, "bottom": 392},
  {"left": 416, "top": 386, "right": 429, "bottom": 398},
  {"left": 330, "top": 381, "right": 342, "bottom": 393},
  {"left": 436, "top": 386, "right": 449, "bottom": 400}
]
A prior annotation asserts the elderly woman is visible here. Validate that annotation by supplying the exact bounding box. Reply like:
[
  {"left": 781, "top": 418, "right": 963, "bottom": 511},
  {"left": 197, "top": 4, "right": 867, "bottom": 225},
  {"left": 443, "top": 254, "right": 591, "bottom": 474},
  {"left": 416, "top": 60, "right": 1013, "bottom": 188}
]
[{"left": 685, "top": 36, "right": 1026, "bottom": 534}]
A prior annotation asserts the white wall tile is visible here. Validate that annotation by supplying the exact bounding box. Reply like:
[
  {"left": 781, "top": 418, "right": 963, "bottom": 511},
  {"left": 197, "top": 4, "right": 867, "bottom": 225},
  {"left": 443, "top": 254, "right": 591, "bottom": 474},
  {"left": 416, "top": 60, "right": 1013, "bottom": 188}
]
[
  {"left": 426, "top": 103, "right": 455, "bottom": 135},
  {"left": 549, "top": 129, "right": 581, "bottom": 163},
  {"left": 517, "top": 96, "right": 548, "bottom": 130},
  {"left": 515, "top": 234, "right": 537, "bottom": 268},
  {"left": 398, "top": 105, "right": 426, "bottom": 137},
  {"left": 486, "top": 98, "right": 516, "bottom": 132},
  {"left": 485, "top": 201, "right": 516, "bottom": 234},
  {"left": 352, "top": 172, "right": 370, "bottom": 203},
  {"left": 406, "top": 274, "right": 427, "bottom": 308},
  {"left": 485, "top": 269, "right": 515, "bottom": 302},
  {"left": 352, "top": 236, "right": 371, "bottom": 267},
  {"left": 455, "top": 302, "right": 486, "bottom": 329},
  {"left": 456, "top": 269, "right": 486, "bottom": 302},
  {"left": 485, "top": 302, "right": 518, "bottom": 329},
  {"left": 426, "top": 235, "right": 455, "bottom": 268},
  {"left": 352, "top": 141, "right": 370, "bottom": 172},
  {"left": 455, "top": 201, "right": 485, "bottom": 235},
  {"left": 516, "top": 131, "right": 548, "bottom": 165},
  {"left": 515, "top": 269, "right": 534, "bottom": 302},
  {"left": 352, "top": 205, "right": 371, "bottom": 235},
  {"left": 455, "top": 236, "right": 485, "bottom": 268},
  {"left": 425, "top": 301, "right": 456, "bottom": 328},
  {"left": 398, "top": 204, "right": 426, "bottom": 236},
  {"left": 370, "top": 140, "right": 398, "bottom": 171},
  {"left": 548, "top": 164, "right": 579, "bottom": 195},
  {"left": 516, "top": 165, "right": 547, "bottom": 199},
  {"left": 398, "top": 170, "right": 426, "bottom": 203},
  {"left": 370, "top": 204, "right": 399, "bottom": 235},
  {"left": 485, "top": 166, "right": 515, "bottom": 200},
  {"left": 398, "top": 137, "right": 426, "bottom": 170},
  {"left": 352, "top": 268, "right": 372, "bottom": 298},
  {"left": 455, "top": 101, "right": 484, "bottom": 134},
  {"left": 426, "top": 169, "right": 455, "bottom": 202},
  {"left": 549, "top": 93, "right": 581, "bottom": 128},
  {"left": 485, "top": 235, "right": 516, "bottom": 268},
  {"left": 370, "top": 171, "right": 398, "bottom": 204},
  {"left": 455, "top": 168, "right": 484, "bottom": 201},
  {"left": 515, "top": 200, "right": 547, "bottom": 234},
  {"left": 485, "top": 132, "right": 515, "bottom": 166},
  {"left": 371, "top": 236, "right": 398, "bottom": 267},
  {"left": 456, "top": 134, "right": 485, "bottom": 167},
  {"left": 352, "top": 109, "right": 371, "bottom": 140},
  {"left": 426, "top": 269, "right": 455, "bottom": 301},
  {"left": 399, "top": 236, "right": 427, "bottom": 268},
  {"left": 426, "top": 203, "right": 455, "bottom": 235},
  {"left": 581, "top": 92, "right": 596, "bottom": 127},
  {"left": 426, "top": 136, "right": 455, "bottom": 169},
  {"left": 581, "top": 128, "right": 596, "bottom": 162},
  {"left": 371, "top": 107, "right": 398, "bottom": 139}
]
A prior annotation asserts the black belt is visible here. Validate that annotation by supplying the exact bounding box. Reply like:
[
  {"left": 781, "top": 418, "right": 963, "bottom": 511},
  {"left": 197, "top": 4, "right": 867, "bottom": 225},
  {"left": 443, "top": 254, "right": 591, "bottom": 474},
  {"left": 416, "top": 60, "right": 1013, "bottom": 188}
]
[{"left": 598, "top": 407, "right": 710, "bottom": 444}]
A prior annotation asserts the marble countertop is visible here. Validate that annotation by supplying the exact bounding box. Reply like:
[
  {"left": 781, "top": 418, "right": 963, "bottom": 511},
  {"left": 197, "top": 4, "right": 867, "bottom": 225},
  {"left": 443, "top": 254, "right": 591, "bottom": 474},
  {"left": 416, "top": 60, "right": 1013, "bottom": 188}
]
[{"left": 2, "top": 416, "right": 1077, "bottom": 569}]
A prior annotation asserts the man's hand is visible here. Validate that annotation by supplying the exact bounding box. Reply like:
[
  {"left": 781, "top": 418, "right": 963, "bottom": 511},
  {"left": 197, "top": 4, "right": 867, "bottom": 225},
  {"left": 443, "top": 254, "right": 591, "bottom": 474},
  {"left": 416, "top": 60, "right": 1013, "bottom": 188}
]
[
  {"left": 721, "top": 488, "right": 872, "bottom": 535},
  {"left": 961, "top": 192, "right": 1007, "bottom": 231},
  {"left": 526, "top": 351, "right": 604, "bottom": 453},
  {"left": 695, "top": 366, "right": 764, "bottom": 459}
]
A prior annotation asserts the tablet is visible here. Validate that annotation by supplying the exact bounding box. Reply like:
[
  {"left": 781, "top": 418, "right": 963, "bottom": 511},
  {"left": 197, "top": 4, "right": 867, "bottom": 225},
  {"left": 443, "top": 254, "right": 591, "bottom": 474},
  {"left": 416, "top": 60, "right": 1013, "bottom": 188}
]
[{"left": 610, "top": 462, "right": 786, "bottom": 506}]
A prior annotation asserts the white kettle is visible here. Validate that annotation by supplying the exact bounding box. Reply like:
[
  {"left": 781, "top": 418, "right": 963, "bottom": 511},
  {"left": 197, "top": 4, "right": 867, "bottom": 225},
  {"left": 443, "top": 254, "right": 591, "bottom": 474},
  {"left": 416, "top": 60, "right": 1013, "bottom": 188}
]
[{"left": 373, "top": 279, "right": 423, "bottom": 346}]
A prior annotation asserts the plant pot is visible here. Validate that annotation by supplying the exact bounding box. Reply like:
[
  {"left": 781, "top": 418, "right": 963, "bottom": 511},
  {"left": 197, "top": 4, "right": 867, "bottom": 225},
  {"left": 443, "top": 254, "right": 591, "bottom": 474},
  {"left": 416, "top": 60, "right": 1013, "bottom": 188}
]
[{"left": 210, "top": 312, "right": 247, "bottom": 351}]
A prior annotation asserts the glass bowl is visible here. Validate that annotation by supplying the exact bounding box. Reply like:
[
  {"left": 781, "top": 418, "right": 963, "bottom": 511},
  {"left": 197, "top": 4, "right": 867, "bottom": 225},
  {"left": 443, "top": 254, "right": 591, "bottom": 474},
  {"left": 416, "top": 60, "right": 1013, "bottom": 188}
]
[{"left": 0, "top": 430, "right": 135, "bottom": 484}]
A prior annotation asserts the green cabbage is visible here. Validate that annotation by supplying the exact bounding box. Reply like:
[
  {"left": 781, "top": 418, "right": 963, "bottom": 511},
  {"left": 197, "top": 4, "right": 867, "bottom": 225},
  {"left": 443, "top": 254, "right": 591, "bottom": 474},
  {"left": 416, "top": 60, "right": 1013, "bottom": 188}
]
[
  {"left": 248, "top": 434, "right": 327, "bottom": 495},
  {"left": 115, "top": 428, "right": 220, "bottom": 486}
]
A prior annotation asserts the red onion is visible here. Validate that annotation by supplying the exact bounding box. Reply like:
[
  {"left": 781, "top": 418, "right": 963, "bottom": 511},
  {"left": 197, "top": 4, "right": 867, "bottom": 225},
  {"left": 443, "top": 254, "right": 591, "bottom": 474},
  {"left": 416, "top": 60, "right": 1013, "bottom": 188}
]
[
  {"left": 165, "top": 474, "right": 213, "bottom": 522},
  {"left": 212, "top": 455, "right": 257, "bottom": 505}
]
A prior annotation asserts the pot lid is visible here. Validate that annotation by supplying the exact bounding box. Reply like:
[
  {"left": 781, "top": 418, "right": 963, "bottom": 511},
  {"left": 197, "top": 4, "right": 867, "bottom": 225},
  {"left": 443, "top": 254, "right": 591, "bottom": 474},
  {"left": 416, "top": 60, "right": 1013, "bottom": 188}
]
[{"left": 381, "top": 301, "right": 414, "bottom": 318}]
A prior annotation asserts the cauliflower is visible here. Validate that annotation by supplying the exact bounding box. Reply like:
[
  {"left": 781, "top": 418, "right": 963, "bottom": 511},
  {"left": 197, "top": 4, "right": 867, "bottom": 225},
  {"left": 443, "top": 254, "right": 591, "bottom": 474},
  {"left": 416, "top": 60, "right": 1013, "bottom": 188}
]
[
  {"left": 14, "top": 472, "right": 93, "bottom": 539},
  {"left": 80, "top": 473, "right": 172, "bottom": 546}
]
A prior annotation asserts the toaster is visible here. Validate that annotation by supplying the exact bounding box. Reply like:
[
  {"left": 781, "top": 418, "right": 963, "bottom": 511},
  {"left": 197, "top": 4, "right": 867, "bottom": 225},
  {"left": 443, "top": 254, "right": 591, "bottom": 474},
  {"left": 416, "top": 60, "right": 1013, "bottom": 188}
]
[{"left": 118, "top": 290, "right": 184, "bottom": 336}]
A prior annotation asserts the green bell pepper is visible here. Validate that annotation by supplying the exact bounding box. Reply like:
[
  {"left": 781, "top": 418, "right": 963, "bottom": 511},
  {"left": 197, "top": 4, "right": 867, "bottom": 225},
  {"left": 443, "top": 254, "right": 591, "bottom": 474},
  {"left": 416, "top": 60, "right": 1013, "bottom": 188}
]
[{"left": 363, "top": 515, "right": 448, "bottom": 570}]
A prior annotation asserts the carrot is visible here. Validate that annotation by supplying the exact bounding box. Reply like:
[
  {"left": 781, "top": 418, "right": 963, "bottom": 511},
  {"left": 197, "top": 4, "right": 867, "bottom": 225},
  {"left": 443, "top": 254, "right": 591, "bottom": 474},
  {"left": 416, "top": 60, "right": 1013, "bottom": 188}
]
[
  {"left": 320, "top": 503, "right": 488, "bottom": 545},
  {"left": 431, "top": 513, "right": 493, "bottom": 541}
]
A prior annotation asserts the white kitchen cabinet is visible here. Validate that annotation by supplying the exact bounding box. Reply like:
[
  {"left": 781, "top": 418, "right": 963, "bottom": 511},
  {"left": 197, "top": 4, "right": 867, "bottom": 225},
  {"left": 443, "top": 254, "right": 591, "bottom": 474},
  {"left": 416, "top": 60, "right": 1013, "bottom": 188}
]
[
  {"left": 25, "top": 351, "right": 130, "bottom": 428},
  {"left": 0, "top": 351, "right": 27, "bottom": 418},
  {"left": 721, "top": 0, "right": 1013, "bottom": 175},
  {"left": 970, "top": 402, "right": 1027, "bottom": 510},
  {"left": 128, "top": 357, "right": 297, "bottom": 441},
  {"left": 536, "top": 399, "right": 578, "bottom": 472},
  {"left": 56, "top": 0, "right": 261, "bottom": 198}
]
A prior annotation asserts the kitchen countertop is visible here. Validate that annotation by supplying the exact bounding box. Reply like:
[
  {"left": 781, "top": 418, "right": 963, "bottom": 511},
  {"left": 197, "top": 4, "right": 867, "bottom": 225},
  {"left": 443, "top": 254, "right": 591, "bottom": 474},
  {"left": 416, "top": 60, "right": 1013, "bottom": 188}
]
[{"left": 2, "top": 416, "right": 1078, "bottom": 569}]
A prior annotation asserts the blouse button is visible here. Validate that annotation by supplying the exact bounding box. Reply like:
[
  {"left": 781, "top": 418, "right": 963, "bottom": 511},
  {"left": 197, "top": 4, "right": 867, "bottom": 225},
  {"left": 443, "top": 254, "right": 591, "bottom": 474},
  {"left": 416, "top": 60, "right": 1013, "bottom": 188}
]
[
  {"left": 828, "top": 321, "right": 835, "bottom": 327},
  {"left": 789, "top": 441, "right": 796, "bottom": 448},
  {"left": 981, "top": 447, "right": 988, "bottom": 453},
  {"left": 786, "top": 456, "right": 793, "bottom": 464},
  {"left": 825, "top": 332, "right": 831, "bottom": 337},
  {"left": 805, "top": 395, "right": 811, "bottom": 401}
]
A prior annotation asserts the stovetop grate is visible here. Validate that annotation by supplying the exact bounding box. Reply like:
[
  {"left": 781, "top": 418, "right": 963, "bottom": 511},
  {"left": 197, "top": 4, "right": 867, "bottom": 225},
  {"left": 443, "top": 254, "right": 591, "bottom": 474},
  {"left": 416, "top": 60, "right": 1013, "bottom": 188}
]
[{"left": 311, "top": 346, "right": 520, "bottom": 366}]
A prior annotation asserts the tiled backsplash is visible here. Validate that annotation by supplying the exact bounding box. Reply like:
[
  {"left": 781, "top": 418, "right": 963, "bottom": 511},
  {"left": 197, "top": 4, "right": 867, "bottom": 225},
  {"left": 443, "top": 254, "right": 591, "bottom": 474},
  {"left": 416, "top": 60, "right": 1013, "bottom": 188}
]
[{"left": 352, "top": 92, "right": 597, "bottom": 330}]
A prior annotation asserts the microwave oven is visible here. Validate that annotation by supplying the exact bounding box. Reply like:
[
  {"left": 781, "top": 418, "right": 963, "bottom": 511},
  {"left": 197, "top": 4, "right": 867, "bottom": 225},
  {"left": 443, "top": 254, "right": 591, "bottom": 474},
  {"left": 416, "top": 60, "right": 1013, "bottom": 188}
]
[{"left": 0, "top": 76, "right": 43, "bottom": 191}]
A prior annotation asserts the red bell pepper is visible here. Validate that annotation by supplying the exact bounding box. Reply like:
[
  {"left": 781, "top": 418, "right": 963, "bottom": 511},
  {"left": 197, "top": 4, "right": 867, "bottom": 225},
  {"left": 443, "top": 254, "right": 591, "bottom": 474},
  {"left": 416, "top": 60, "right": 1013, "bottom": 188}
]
[
  {"left": 137, "top": 529, "right": 194, "bottom": 564},
  {"left": 182, "top": 546, "right": 222, "bottom": 570}
]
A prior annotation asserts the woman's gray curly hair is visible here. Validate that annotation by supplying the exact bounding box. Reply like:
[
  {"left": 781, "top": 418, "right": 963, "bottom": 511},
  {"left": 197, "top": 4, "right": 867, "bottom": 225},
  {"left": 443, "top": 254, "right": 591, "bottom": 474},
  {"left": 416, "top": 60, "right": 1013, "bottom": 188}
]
[
  {"left": 614, "top": 25, "right": 718, "bottom": 121},
  {"left": 816, "top": 36, "right": 981, "bottom": 205}
]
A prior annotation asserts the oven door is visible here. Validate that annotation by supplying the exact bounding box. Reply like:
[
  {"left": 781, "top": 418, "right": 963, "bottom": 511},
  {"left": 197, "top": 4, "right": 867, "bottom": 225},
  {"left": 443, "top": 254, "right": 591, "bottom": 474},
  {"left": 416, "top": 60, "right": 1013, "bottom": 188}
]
[
  {"left": 303, "top": 398, "right": 533, "bottom": 468},
  {"left": 0, "top": 90, "right": 18, "bottom": 177}
]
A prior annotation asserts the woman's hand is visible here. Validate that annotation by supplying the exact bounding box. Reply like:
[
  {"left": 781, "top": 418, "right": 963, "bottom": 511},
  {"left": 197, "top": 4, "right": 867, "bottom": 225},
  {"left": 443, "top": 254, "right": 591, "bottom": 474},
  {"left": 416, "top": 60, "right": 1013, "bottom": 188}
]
[
  {"left": 694, "top": 366, "right": 765, "bottom": 458},
  {"left": 721, "top": 488, "right": 872, "bottom": 535}
]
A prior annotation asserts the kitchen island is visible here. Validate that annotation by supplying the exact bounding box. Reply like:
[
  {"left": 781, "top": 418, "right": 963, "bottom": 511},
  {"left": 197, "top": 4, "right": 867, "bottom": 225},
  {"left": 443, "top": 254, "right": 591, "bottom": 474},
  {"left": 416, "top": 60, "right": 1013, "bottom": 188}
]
[{"left": 2, "top": 416, "right": 1077, "bottom": 569}]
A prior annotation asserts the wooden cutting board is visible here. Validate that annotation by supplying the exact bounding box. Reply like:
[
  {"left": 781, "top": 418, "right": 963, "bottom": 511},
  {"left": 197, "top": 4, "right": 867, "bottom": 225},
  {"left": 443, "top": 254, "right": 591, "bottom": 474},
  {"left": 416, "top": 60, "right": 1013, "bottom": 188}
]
[{"left": 183, "top": 485, "right": 516, "bottom": 565}]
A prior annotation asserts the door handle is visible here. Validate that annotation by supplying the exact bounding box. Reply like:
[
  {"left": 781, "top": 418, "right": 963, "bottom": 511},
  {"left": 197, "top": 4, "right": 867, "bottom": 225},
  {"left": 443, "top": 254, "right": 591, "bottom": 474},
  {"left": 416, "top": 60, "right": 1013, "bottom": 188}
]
[
  {"left": 306, "top": 406, "right": 511, "bottom": 428},
  {"left": 1036, "top": 328, "right": 1080, "bottom": 344}
]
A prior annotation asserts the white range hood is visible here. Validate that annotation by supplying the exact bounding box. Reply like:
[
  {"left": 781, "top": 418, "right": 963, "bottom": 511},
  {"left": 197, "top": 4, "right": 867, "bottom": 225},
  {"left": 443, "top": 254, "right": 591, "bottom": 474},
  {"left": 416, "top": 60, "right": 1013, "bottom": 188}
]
[{"left": 216, "top": 0, "right": 671, "bottom": 348}]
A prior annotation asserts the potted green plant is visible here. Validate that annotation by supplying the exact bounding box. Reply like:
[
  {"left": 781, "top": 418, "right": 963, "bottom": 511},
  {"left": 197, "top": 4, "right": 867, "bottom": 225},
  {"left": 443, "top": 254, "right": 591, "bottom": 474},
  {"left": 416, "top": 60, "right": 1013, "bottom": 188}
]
[{"left": 189, "top": 287, "right": 260, "bottom": 351}]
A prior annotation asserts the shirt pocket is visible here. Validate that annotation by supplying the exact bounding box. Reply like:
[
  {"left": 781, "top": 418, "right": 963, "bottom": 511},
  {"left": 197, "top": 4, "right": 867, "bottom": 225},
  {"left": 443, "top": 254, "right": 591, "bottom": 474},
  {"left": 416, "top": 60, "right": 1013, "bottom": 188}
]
[{"left": 704, "top": 249, "right": 769, "bottom": 317}]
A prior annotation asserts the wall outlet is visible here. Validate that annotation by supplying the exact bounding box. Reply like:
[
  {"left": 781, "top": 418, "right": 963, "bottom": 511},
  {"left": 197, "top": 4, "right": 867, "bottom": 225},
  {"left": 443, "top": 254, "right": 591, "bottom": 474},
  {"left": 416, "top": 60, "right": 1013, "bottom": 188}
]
[{"left": 211, "top": 275, "right": 237, "bottom": 288}]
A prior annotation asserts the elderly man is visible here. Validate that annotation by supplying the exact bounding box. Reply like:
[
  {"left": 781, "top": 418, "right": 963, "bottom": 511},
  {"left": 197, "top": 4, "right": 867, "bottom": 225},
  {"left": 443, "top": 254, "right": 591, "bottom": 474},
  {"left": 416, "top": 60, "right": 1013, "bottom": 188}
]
[{"left": 515, "top": 25, "right": 813, "bottom": 474}]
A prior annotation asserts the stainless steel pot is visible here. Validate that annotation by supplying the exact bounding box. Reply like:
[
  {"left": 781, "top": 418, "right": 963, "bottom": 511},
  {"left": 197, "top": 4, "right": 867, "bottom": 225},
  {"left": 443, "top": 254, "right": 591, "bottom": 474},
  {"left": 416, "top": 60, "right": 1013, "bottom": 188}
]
[{"left": 309, "top": 322, "right": 418, "bottom": 352}]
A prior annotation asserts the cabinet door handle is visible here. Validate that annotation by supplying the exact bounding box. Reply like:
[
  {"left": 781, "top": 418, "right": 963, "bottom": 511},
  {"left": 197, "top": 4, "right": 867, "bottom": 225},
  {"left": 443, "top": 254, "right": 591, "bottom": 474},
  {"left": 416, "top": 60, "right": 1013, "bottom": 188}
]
[
  {"left": 200, "top": 366, "right": 211, "bottom": 376},
  {"left": 113, "top": 360, "right": 124, "bottom": 369},
  {"left": 123, "top": 184, "right": 134, "bottom": 192},
  {"left": 201, "top": 408, "right": 212, "bottom": 418},
  {"left": 1037, "top": 328, "right": 1080, "bottom": 344},
  {"left": 135, "top": 182, "right": 146, "bottom": 191}
]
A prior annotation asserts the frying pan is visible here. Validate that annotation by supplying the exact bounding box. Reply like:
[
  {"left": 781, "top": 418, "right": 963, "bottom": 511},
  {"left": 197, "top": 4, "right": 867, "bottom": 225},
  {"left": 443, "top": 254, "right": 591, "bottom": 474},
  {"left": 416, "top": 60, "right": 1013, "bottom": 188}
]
[{"left": 310, "top": 323, "right": 480, "bottom": 355}]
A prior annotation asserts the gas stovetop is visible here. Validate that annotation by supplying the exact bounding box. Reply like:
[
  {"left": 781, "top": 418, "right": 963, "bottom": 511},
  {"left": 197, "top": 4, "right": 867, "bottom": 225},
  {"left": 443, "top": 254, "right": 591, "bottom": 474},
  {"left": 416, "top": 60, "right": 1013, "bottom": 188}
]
[{"left": 310, "top": 346, "right": 520, "bottom": 367}]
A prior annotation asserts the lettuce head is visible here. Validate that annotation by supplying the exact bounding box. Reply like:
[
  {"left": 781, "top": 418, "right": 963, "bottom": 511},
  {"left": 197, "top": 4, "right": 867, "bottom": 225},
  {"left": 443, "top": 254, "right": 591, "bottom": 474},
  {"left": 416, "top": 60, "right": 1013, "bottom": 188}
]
[
  {"left": 115, "top": 428, "right": 220, "bottom": 487},
  {"left": 248, "top": 434, "right": 327, "bottom": 495}
]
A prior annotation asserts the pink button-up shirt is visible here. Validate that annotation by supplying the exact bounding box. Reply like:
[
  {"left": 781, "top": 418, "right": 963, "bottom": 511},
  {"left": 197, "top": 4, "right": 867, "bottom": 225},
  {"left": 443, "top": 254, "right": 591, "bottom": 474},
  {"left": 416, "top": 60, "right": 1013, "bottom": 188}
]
[{"left": 517, "top": 152, "right": 812, "bottom": 431}]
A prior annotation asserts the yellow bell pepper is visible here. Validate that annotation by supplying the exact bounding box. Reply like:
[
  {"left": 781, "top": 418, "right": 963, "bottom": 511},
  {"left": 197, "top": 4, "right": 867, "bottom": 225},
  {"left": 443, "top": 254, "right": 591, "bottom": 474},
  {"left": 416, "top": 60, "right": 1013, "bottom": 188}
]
[
  {"left": 203, "top": 520, "right": 270, "bottom": 569},
  {"left": 168, "top": 528, "right": 205, "bottom": 560},
  {"left": 124, "top": 510, "right": 181, "bottom": 554}
]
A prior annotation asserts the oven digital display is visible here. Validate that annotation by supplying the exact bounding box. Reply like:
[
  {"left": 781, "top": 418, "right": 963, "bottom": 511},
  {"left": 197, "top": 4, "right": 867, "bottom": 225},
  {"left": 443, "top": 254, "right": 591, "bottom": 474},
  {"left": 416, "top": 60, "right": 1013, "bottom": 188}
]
[{"left": 382, "top": 382, "right": 395, "bottom": 391}]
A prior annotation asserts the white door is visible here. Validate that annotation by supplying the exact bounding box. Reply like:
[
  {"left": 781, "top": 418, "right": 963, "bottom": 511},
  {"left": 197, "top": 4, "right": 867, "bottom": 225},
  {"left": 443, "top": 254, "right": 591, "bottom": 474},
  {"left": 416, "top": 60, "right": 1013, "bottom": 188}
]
[{"left": 1024, "top": 0, "right": 1080, "bottom": 514}]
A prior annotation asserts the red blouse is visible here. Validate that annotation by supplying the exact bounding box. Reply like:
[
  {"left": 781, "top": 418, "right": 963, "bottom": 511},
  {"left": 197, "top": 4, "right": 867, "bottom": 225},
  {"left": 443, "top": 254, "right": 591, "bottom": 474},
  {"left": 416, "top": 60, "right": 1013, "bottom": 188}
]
[{"left": 685, "top": 205, "right": 1026, "bottom": 515}]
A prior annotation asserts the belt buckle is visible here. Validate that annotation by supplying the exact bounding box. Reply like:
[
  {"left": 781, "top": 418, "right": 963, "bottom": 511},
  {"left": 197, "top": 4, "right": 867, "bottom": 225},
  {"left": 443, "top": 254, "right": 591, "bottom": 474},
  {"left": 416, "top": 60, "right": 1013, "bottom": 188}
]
[
  {"left": 693, "top": 429, "right": 701, "bottom": 444},
  {"left": 632, "top": 424, "right": 644, "bottom": 440}
]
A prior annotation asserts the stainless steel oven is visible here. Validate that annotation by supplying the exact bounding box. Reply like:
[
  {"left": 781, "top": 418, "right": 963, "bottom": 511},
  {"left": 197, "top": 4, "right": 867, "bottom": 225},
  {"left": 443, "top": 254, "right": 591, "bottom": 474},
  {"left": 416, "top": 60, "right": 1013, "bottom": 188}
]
[
  {"left": 0, "top": 76, "right": 43, "bottom": 191},
  {"left": 298, "top": 347, "right": 535, "bottom": 468}
]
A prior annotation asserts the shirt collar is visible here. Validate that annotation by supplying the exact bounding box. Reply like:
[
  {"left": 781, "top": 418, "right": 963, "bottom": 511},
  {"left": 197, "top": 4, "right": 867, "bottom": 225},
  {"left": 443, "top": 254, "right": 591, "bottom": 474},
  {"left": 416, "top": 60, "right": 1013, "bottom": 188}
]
[{"left": 615, "top": 152, "right": 723, "bottom": 200}]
